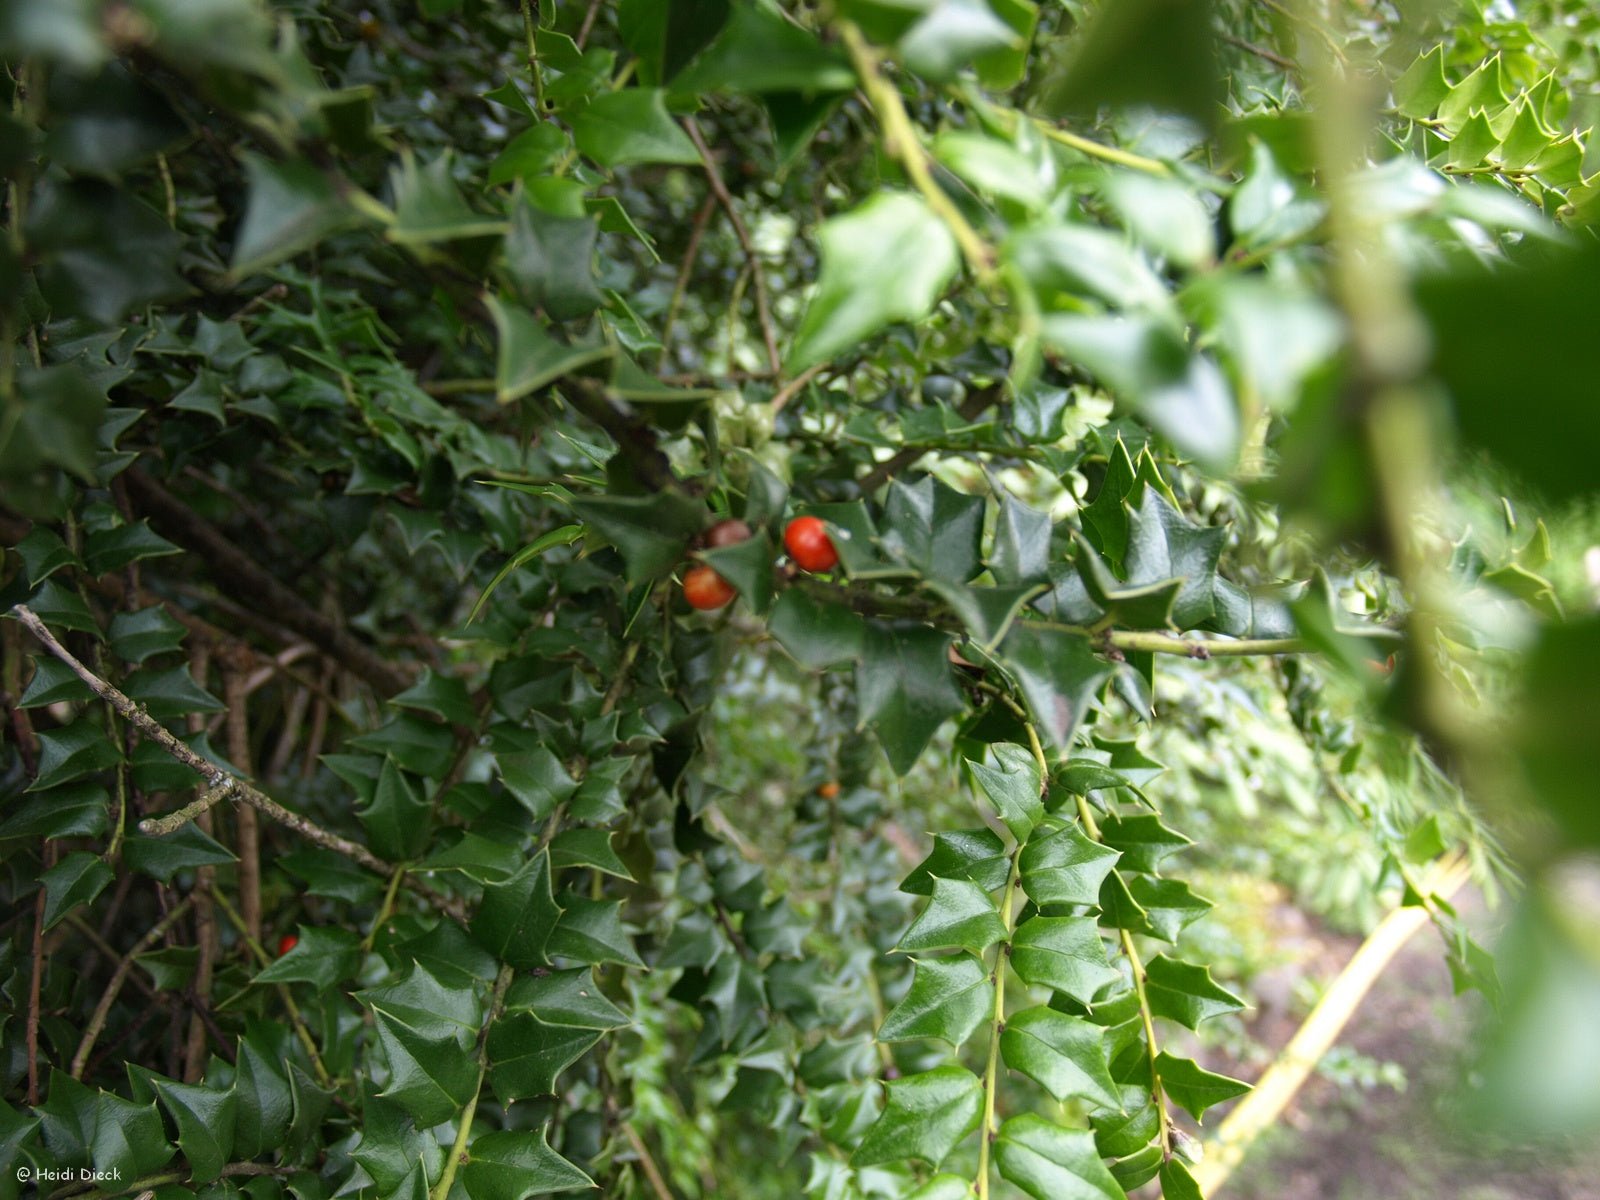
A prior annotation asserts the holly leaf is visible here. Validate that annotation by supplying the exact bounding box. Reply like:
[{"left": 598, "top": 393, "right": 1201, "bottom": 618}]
[
  {"left": 996, "top": 1113, "right": 1128, "bottom": 1200},
  {"left": 997, "top": 623, "right": 1113, "bottom": 752},
  {"left": 1127, "top": 877, "right": 1212, "bottom": 942},
  {"left": 1001, "top": 1006, "right": 1121, "bottom": 1110},
  {"left": 356, "top": 967, "right": 483, "bottom": 1126},
  {"left": 788, "top": 192, "right": 960, "bottom": 371},
  {"left": 486, "top": 1013, "right": 602, "bottom": 1102},
  {"left": 504, "top": 967, "right": 630, "bottom": 1030},
  {"left": 1153, "top": 1052, "right": 1249, "bottom": 1121},
  {"left": 572, "top": 491, "right": 705, "bottom": 585},
  {"left": 901, "top": 828, "right": 1012, "bottom": 896},
  {"left": 470, "top": 851, "right": 561, "bottom": 969},
  {"left": 897, "top": 877, "right": 1008, "bottom": 956},
  {"left": 1009, "top": 916, "right": 1122, "bottom": 1004},
  {"left": 573, "top": 89, "right": 699, "bottom": 168},
  {"left": 1098, "top": 813, "right": 1191, "bottom": 874},
  {"left": 1020, "top": 821, "right": 1122, "bottom": 908},
  {"left": 858, "top": 620, "right": 965, "bottom": 775},
  {"left": 459, "top": 1129, "right": 594, "bottom": 1199},
  {"left": 879, "top": 954, "right": 994, "bottom": 1047},
  {"left": 1143, "top": 956, "right": 1247, "bottom": 1029},
  {"left": 850, "top": 1066, "right": 984, "bottom": 1168},
  {"left": 151, "top": 1078, "right": 235, "bottom": 1184},
  {"left": 880, "top": 475, "right": 985, "bottom": 583},
  {"left": 768, "top": 587, "right": 866, "bottom": 669},
  {"left": 546, "top": 894, "right": 643, "bottom": 967},
  {"left": 966, "top": 742, "right": 1044, "bottom": 842},
  {"left": 254, "top": 926, "right": 360, "bottom": 989}
]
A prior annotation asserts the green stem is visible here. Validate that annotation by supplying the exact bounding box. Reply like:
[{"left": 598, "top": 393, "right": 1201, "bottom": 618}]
[
  {"left": 431, "top": 964, "right": 515, "bottom": 1200},
  {"left": 519, "top": 0, "right": 545, "bottom": 111},
  {"left": 362, "top": 865, "right": 407, "bottom": 954},
  {"left": 976, "top": 848, "right": 1022, "bottom": 1200},
  {"left": 838, "top": 22, "right": 996, "bottom": 284}
]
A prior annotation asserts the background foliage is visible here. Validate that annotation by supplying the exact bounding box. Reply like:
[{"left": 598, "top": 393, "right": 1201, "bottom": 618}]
[{"left": 3, "top": 1, "right": 1599, "bottom": 1198}]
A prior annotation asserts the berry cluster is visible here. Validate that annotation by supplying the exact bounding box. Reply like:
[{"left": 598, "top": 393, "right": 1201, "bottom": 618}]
[{"left": 683, "top": 516, "right": 839, "bottom": 611}]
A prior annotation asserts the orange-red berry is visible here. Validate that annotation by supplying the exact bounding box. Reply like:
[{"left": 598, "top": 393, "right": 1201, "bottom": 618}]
[
  {"left": 277, "top": 933, "right": 299, "bottom": 956},
  {"left": 705, "top": 518, "right": 753, "bottom": 548},
  {"left": 784, "top": 516, "right": 838, "bottom": 573},
  {"left": 684, "top": 565, "right": 736, "bottom": 610}
]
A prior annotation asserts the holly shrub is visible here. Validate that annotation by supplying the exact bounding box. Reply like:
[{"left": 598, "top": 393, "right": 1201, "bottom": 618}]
[{"left": 2, "top": 2, "right": 1599, "bottom": 1199}]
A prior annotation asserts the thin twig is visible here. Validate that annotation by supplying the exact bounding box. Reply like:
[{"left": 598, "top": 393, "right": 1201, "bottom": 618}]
[
  {"left": 70, "top": 894, "right": 198, "bottom": 1078},
  {"left": 430, "top": 965, "right": 516, "bottom": 1200},
  {"left": 660, "top": 192, "right": 717, "bottom": 362},
  {"left": 1221, "top": 31, "right": 1296, "bottom": 71},
  {"left": 683, "top": 118, "right": 782, "bottom": 376},
  {"left": 11, "top": 605, "right": 464, "bottom": 920},
  {"left": 139, "top": 780, "right": 234, "bottom": 836},
  {"left": 856, "top": 382, "right": 1004, "bottom": 492},
  {"left": 224, "top": 662, "right": 262, "bottom": 945},
  {"left": 621, "top": 1123, "right": 678, "bottom": 1200},
  {"left": 769, "top": 363, "right": 826, "bottom": 413}
]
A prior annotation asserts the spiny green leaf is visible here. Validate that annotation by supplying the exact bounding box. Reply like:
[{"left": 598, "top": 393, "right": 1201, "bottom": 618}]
[
  {"left": 850, "top": 1066, "right": 984, "bottom": 1168},
  {"left": 1143, "top": 955, "right": 1247, "bottom": 1029},
  {"left": 1002, "top": 1006, "right": 1121, "bottom": 1110},
  {"left": 1153, "top": 1052, "right": 1249, "bottom": 1121},
  {"left": 1009, "top": 916, "right": 1122, "bottom": 1004},
  {"left": 967, "top": 742, "right": 1044, "bottom": 842},
  {"left": 995, "top": 1113, "right": 1128, "bottom": 1200},
  {"left": 897, "top": 877, "right": 1008, "bottom": 956},
  {"left": 1020, "top": 821, "right": 1122, "bottom": 908},
  {"left": 879, "top": 953, "right": 993, "bottom": 1047}
]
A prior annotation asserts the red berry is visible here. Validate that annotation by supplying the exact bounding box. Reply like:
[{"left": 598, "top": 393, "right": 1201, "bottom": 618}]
[
  {"left": 277, "top": 933, "right": 299, "bottom": 956},
  {"left": 684, "top": 565, "right": 736, "bottom": 611},
  {"left": 784, "top": 516, "right": 838, "bottom": 573},
  {"left": 705, "top": 518, "right": 752, "bottom": 548},
  {"left": 818, "top": 781, "right": 841, "bottom": 800}
]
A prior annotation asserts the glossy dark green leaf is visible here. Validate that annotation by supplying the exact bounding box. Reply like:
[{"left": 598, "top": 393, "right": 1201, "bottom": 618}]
[
  {"left": 18, "top": 656, "right": 93, "bottom": 708},
  {"left": 358, "top": 757, "right": 431, "bottom": 862},
  {"left": 571, "top": 491, "right": 704, "bottom": 584},
  {"left": 504, "top": 201, "right": 606, "bottom": 322},
  {"left": 505, "top": 968, "right": 630, "bottom": 1030},
  {"left": 1143, "top": 956, "right": 1246, "bottom": 1029},
  {"left": 230, "top": 155, "right": 359, "bottom": 279},
  {"left": 357, "top": 967, "right": 482, "bottom": 1125},
  {"left": 1020, "top": 821, "right": 1122, "bottom": 908},
  {"left": 0, "top": 365, "right": 108, "bottom": 486},
  {"left": 998, "top": 623, "right": 1112, "bottom": 753},
  {"left": 967, "top": 742, "right": 1044, "bottom": 842},
  {"left": 990, "top": 497, "right": 1054, "bottom": 588},
  {"left": 881, "top": 475, "right": 985, "bottom": 584},
  {"left": 1098, "top": 812, "right": 1191, "bottom": 874},
  {"left": 489, "top": 298, "right": 614, "bottom": 404},
  {"left": 672, "top": 5, "right": 853, "bottom": 93},
  {"left": 1127, "top": 877, "right": 1212, "bottom": 942},
  {"left": 879, "top": 953, "right": 993, "bottom": 1046},
  {"left": 28, "top": 721, "right": 121, "bottom": 792},
  {"left": 1153, "top": 1052, "right": 1249, "bottom": 1120},
  {"left": 1010, "top": 916, "right": 1121, "bottom": 1004},
  {"left": 106, "top": 605, "right": 188, "bottom": 664},
  {"left": 995, "top": 1113, "right": 1128, "bottom": 1200},
  {"left": 768, "top": 587, "right": 865, "bottom": 669},
  {"left": 0, "top": 782, "right": 108, "bottom": 840},
  {"left": 122, "top": 663, "right": 223, "bottom": 720},
  {"left": 858, "top": 620, "right": 965, "bottom": 775},
  {"left": 1160, "top": 1157, "right": 1205, "bottom": 1200},
  {"left": 351, "top": 1093, "right": 443, "bottom": 1195},
  {"left": 788, "top": 193, "right": 960, "bottom": 371},
  {"left": 1002, "top": 1006, "right": 1121, "bottom": 1110},
  {"left": 487, "top": 1013, "right": 602, "bottom": 1102},
  {"left": 151, "top": 1078, "right": 235, "bottom": 1184},
  {"left": 546, "top": 894, "right": 643, "bottom": 967},
  {"left": 850, "top": 1066, "right": 983, "bottom": 1168},
  {"left": 897, "top": 877, "right": 1007, "bottom": 955},
  {"left": 254, "top": 926, "right": 360, "bottom": 988},
  {"left": 699, "top": 531, "right": 777, "bottom": 615},
  {"left": 572, "top": 89, "right": 699, "bottom": 168},
  {"left": 459, "top": 1129, "right": 594, "bottom": 1199},
  {"left": 471, "top": 852, "right": 561, "bottom": 969},
  {"left": 123, "top": 822, "right": 237, "bottom": 883},
  {"left": 901, "top": 828, "right": 1012, "bottom": 896},
  {"left": 39, "top": 851, "right": 114, "bottom": 930},
  {"left": 389, "top": 151, "right": 504, "bottom": 243}
]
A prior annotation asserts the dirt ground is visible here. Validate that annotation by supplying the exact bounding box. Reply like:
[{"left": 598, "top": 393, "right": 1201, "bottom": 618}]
[{"left": 1202, "top": 894, "right": 1600, "bottom": 1200}]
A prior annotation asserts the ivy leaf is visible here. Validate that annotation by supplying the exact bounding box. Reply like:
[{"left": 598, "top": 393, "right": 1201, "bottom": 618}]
[
  {"left": 1001, "top": 1006, "right": 1121, "bottom": 1110},
  {"left": 897, "top": 877, "right": 1008, "bottom": 956},
  {"left": 1098, "top": 813, "right": 1191, "bottom": 874},
  {"left": 858, "top": 620, "right": 965, "bottom": 775},
  {"left": 997, "top": 623, "right": 1112, "bottom": 753},
  {"left": 573, "top": 89, "right": 699, "bottom": 168},
  {"left": 1019, "top": 821, "right": 1122, "bottom": 907},
  {"left": 1009, "top": 916, "right": 1121, "bottom": 1004},
  {"left": 1153, "top": 1052, "right": 1249, "bottom": 1121},
  {"left": 901, "top": 828, "right": 1012, "bottom": 896},
  {"left": 1143, "top": 956, "right": 1247, "bottom": 1029},
  {"left": 966, "top": 742, "right": 1044, "bottom": 842},
  {"left": 471, "top": 852, "right": 561, "bottom": 969},
  {"left": 995, "top": 1113, "right": 1128, "bottom": 1200},
  {"left": 487, "top": 1013, "right": 602, "bottom": 1102},
  {"left": 788, "top": 192, "right": 960, "bottom": 371},
  {"left": 459, "top": 1129, "right": 595, "bottom": 1198},
  {"left": 879, "top": 954, "right": 993, "bottom": 1047},
  {"left": 850, "top": 1066, "right": 984, "bottom": 1168},
  {"left": 151, "top": 1078, "right": 235, "bottom": 1184}
]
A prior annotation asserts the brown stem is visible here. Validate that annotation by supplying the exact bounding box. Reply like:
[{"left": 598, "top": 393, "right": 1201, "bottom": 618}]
[
  {"left": 856, "top": 382, "right": 1003, "bottom": 492},
  {"left": 683, "top": 118, "right": 782, "bottom": 376},
  {"left": 660, "top": 192, "right": 717, "bottom": 361},
  {"left": 121, "top": 467, "right": 410, "bottom": 695},
  {"left": 184, "top": 644, "right": 220, "bottom": 1082},
  {"left": 12, "top": 605, "right": 464, "bottom": 920},
  {"left": 71, "top": 894, "right": 198, "bottom": 1078},
  {"left": 224, "top": 663, "right": 262, "bottom": 945},
  {"left": 26, "top": 878, "right": 46, "bottom": 1104}
]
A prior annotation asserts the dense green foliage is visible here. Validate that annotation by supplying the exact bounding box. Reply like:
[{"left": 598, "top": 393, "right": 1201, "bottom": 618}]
[{"left": 3, "top": 1, "right": 1599, "bottom": 1199}]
